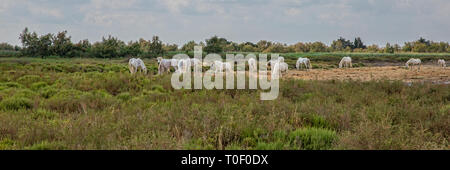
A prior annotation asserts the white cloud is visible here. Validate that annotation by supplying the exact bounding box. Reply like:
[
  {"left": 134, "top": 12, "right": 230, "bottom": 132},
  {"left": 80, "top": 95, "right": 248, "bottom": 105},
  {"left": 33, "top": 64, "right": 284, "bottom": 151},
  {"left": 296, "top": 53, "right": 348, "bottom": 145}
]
[
  {"left": 89, "top": 0, "right": 140, "bottom": 9},
  {"left": 159, "top": 0, "right": 191, "bottom": 13},
  {"left": 28, "top": 6, "right": 63, "bottom": 19},
  {"left": 81, "top": 0, "right": 154, "bottom": 26},
  {"left": 0, "top": 0, "right": 12, "bottom": 12},
  {"left": 83, "top": 11, "right": 156, "bottom": 26},
  {"left": 284, "top": 8, "right": 302, "bottom": 16}
]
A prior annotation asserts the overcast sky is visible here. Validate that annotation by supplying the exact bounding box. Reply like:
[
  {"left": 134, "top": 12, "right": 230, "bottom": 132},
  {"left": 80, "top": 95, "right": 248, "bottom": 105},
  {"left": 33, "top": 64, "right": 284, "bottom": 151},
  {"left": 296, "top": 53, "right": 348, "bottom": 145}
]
[{"left": 1, "top": 0, "right": 449, "bottom": 46}]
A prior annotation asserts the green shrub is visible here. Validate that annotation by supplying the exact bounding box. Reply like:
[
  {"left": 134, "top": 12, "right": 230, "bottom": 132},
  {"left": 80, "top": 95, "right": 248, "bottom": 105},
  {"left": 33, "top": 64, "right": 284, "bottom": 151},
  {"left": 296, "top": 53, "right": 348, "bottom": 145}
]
[
  {"left": 44, "top": 89, "right": 116, "bottom": 113},
  {"left": 0, "top": 138, "right": 16, "bottom": 150},
  {"left": 31, "top": 109, "right": 58, "bottom": 120},
  {"left": 13, "top": 89, "right": 37, "bottom": 98},
  {"left": 40, "top": 86, "right": 59, "bottom": 99},
  {"left": 288, "top": 127, "right": 337, "bottom": 150},
  {"left": 117, "top": 92, "right": 132, "bottom": 101},
  {"left": 151, "top": 85, "right": 166, "bottom": 93},
  {"left": 17, "top": 75, "right": 42, "bottom": 87},
  {"left": 0, "top": 97, "right": 33, "bottom": 110},
  {"left": 0, "top": 82, "right": 23, "bottom": 88},
  {"left": 83, "top": 65, "right": 104, "bottom": 72},
  {"left": 25, "top": 141, "right": 64, "bottom": 150},
  {"left": 43, "top": 89, "right": 86, "bottom": 113},
  {"left": 224, "top": 143, "right": 243, "bottom": 150},
  {"left": 255, "top": 141, "right": 287, "bottom": 150},
  {"left": 31, "top": 81, "right": 48, "bottom": 90},
  {"left": 302, "top": 114, "right": 332, "bottom": 129},
  {"left": 106, "top": 65, "right": 126, "bottom": 72},
  {"left": 41, "top": 65, "right": 63, "bottom": 72}
]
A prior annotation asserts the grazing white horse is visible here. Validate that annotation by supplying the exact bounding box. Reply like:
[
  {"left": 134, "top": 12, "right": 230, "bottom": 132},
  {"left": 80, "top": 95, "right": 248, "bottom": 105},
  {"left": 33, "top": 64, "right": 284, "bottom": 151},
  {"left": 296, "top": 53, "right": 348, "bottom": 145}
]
[
  {"left": 190, "top": 58, "right": 201, "bottom": 67},
  {"left": 129, "top": 58, "right": 138, "bottom": 74},
  {"left": 271, "top": 61, "right": 288, "bottom": 79},
  {"left": 296, "top": 57, "right": 312, "bottom": 71},
  {"left": 177, "top": 58, "right": 191, "bottom": 73},
  {"left": 170, "top": 59, "right": 179, "bottom": 71},
  {"left": 280, "top": 62, "right": 288, "bottom": 73},
  {"left": 405, "top": 58, "right": 421, "bottom": 71},
  {"left": 211, "top": 60, "right": 233, "bottom": 73},
  {"left": 248, "top": 58, "right": 257, "bottom": 73},
  {"left": 157, "top": 57, "right": 179, "bottom": 74},
  {"left": 437, "top": 59, "right": 446, "bottom": 68},
  {"left": 278, "top": 56, "right": 285, "bottom": 63},
  {"left": 128, "top": 58, "right": 147, "bottom": 74},
  {"left": 271, "top": 62, "right": 281, "bottom": 79},
  {"left": 267, "top": 57, "right": 285, "bottom": 67},
  {"left": 339, "top": 56, "right": 352, "bottom": 68}
]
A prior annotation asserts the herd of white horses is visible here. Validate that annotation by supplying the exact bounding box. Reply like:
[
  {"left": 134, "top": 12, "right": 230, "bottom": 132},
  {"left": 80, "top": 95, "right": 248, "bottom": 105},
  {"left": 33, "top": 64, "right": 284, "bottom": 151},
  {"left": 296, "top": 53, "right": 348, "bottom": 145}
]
[{"left": 128, "top": 56, "right": 447, "bottom": 78}]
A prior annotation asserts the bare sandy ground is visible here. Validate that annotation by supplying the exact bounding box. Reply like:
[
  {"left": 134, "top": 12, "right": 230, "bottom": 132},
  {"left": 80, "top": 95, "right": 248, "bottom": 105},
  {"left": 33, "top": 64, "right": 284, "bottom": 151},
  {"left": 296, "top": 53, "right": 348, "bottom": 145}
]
[
  {"left": 185, "top": 65, "right": 449, "bottom": 84},
  {"left": 285, "top": 66, "right": 449, "bottom": 83}
]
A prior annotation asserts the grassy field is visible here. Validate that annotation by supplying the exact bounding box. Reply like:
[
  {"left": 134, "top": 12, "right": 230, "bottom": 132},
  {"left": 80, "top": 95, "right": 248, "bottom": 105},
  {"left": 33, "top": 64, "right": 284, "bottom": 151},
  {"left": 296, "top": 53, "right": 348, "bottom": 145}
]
[{"left": 0, "top": 57, "right": 448, "bottom": 150}]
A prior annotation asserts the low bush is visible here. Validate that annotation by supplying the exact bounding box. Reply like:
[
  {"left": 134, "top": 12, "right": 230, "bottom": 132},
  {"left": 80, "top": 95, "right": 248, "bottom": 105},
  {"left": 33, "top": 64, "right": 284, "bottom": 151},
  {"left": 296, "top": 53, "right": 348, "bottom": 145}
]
[{"left": 0, "top": 97, "right": 33, "bottom": 110}]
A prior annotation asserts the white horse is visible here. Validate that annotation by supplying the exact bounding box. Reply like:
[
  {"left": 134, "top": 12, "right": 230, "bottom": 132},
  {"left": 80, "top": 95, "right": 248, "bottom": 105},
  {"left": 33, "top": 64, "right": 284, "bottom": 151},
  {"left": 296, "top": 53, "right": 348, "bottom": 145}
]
[
  {"left": 405, "top": 58, "right": 421, "bottom": 71},
  {"left": 267, "top": 57, "right": 285, "bottom": 68},
  {"left": 177, "top": 58, "right": 191, "bottom": 73},
  {"left": 248, "top": 58, "right": 257, "bottom": 74},
  {"left": 190, "top": 58, "right": 202, "bottom": 67},
  {"left": 271, "top": 61, "right": 288, "bottom": 79},
  {"left": 129, "top": 58, "right": 137, "bottom": 74},
  {"left": 278, "top": 56, "right": 285, "bottom": 63},
  {"left": 157, "top": 57, "right": 179, "bottom": 74},
  {"left": 339, "top": 56, "right": 352, "bottom": 68},
  {"left": 128, "top": 58, "right": 147, "bottom": 74},
  {"left": 211, "top": 60, "right": 233, "bottom": 73},
  {"left": 280, "top": 62, "right": 288, "bottom": 73},
  {"left": 272, "top": 62, "right": 281, "bottom": 79},
  {"left": 296, "top": 57, "right": 312, "bottom": 71},
  {"left": 438, "top": 59, "right": 446, "bottom": 68}
]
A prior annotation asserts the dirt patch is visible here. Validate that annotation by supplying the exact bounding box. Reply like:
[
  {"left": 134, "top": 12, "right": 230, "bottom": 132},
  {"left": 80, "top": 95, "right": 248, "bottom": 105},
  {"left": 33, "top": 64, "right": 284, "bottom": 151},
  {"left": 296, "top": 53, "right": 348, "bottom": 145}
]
[{"left": 286, "top": 66, "right": 449, "bottom": 83}]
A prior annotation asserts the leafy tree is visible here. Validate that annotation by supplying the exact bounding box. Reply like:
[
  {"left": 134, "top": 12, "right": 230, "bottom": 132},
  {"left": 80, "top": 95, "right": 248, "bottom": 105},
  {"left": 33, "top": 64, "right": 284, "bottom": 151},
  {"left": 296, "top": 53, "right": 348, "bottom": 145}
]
[
  {"left": 384, "top": 43, "right": 394, "bottom": 53},
  {"left": 238, "top": 42, "right": 257, "bottom": 52},
  {"left": 223, "top": 42, "right": 239, "bottom": 52},
  {"left": 181, "top": 41, "right": 197, "bottom": 52},
  {"left": 19, "top": 27, "right": 39, "bottom": 56},
  {"left": 72, "top": 39, "right": 91, "bottom": 57},
  {"left": 204, "top": 36, "right": 229, "bottom": 53},
  {"left": 241, "top": 44, "right": 258, "bottom": 52},
  {"left": 0, "top": 43, "right": 15, "bottom": 51},
  {"left": 138, "top": 38, "right": 150, "bottom": 53},
  {"left": 331, "top": 37, "right": 353, "bottom": 51},
  {"left": 402, "top": 42, "right": 413, "bottom": 52},
  {"left": 353, "top": 37, "right": 366, "bottom": 49},
  {"left": 149, "top": 36, "right": 164, "bottom": 57},
  {"left": 36, "top": 33, "right": 53, "bottom": 58},
  {"left": 393, "top": 44, "right": 401, "bottom": 52},
  {"left": 52, "top": 30, "right": 73, "bottom": 57},
  {"left": 309, "top": 42, "right": 327, "bottom": 52},
  {"left": 292, "top": 42, "right": 309, "bottom": 53},
  {"left": 263, "top": 43, "right": 286, "bottom": 53},
  {"left": 122, "top": 41, "right": 141, "bottom": 57},
  {"left": 412, "top": 43, "right": 427, "bottom": 53},
  {"left": 162, "top": 43, "right": 178, "bottom": 52},
  {"left": 91, "top": 35, "right": 125, "bottom": 58},
  {"left": 256, "top": 40, "right": 272, "bottom": 52},
  {"left": 436, "top": 42, "right": 449, "bottom": 52},
  {"left": 417, "top": 37, "right": 430, "bottom": 46}
]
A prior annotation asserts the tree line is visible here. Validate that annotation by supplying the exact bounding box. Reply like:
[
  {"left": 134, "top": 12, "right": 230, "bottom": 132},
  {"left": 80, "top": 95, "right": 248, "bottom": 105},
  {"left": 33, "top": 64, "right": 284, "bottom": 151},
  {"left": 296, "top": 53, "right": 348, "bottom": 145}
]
[{"left": 0, "top": 28, "right": 448, "bottom": 58}]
